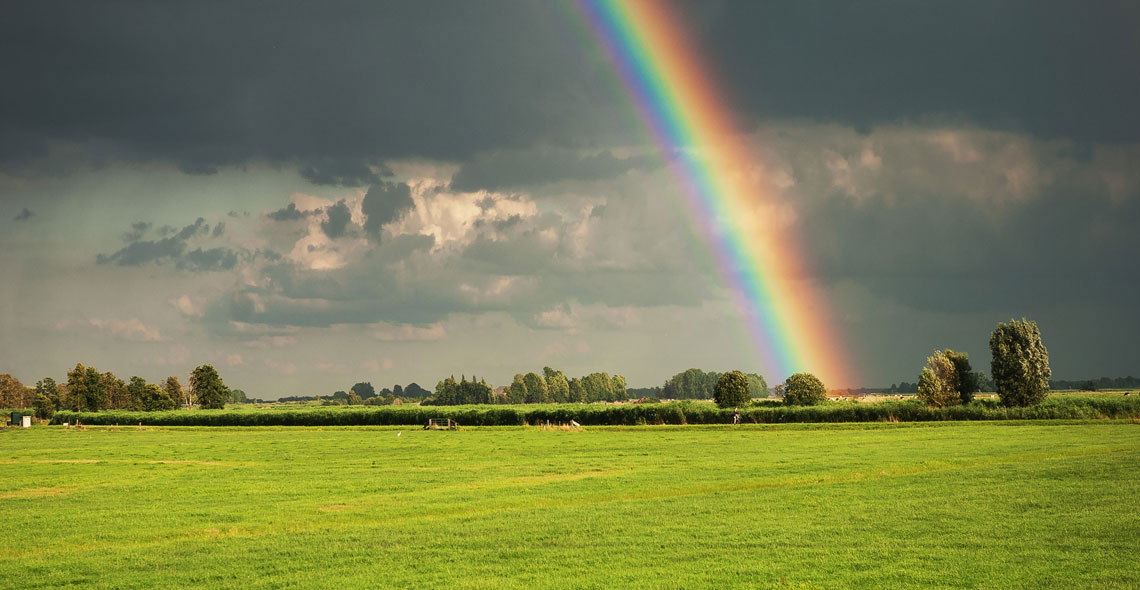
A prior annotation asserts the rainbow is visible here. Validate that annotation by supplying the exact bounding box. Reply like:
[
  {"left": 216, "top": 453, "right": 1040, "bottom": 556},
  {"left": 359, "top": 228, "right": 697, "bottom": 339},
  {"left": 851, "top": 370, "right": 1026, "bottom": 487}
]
[{"left": 576, "top": 0, "right": 853, "bottom": 387}]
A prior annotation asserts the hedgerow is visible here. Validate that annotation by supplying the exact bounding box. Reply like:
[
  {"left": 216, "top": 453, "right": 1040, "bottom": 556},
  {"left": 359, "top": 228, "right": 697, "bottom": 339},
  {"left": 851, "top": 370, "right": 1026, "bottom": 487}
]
[{"left": 48, "top": 395, "right": 1140, "bottom": 427}]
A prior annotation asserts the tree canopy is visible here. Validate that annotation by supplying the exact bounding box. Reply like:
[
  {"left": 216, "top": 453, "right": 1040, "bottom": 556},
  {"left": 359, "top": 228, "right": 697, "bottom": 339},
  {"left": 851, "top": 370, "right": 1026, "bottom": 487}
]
[
  {"left": 990, "top": 318, "right": 1051, "bottom": 407},
  {"left": 713, "top": 370, "right": 751, "bottom": 408},
  {"left": 783, "top": 373, "right": 827, "bottom": 406},
  {"left": 190, "top": 364, "right": 230, "bottom": 410}
]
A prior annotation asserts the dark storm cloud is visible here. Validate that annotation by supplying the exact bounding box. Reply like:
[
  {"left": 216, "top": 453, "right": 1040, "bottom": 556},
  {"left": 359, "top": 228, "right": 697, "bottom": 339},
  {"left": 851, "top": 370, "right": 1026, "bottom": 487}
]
[
  {"left": 689, "top": 1, "right": 1140, "bottom": 142},
  {"left": 362, "top": 182, "right": 414, "bottom": 239},
  {"left": 321, "top": 200, "right": 352, "bottom": 239},
  {"left": 266, "top": 203, "right": 311, "bottom": 222},
  {"left": 0, "top": 1, "right": 614, "bottom": 176},
  {"left": 96, "top": 217, "right": 236, "bottom": 271},
  {"left": 299, "top": 159, "right": 392, "bottom": 187},
  {"left": 2, "top": 0, "right": 1135, "bottom": 180},
  {"left": 13, "top": 208, "right": 33, "bottom": 221},
  {"left": 450, "top": 150, "right": 659, "bottom": 192}
]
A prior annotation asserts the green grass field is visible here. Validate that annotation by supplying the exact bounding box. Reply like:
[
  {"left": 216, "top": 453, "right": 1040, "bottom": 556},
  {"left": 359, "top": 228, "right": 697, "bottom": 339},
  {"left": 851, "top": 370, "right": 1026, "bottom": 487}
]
[{"left": 2, "top": 422, "right": 1139, "bottom": 588}]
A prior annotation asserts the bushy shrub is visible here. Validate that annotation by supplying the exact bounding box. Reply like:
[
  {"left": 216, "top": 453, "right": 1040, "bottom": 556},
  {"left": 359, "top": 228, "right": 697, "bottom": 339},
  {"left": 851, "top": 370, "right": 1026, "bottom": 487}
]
[{"left": 782, "top": 373, "right": 827, "bottom": 406}]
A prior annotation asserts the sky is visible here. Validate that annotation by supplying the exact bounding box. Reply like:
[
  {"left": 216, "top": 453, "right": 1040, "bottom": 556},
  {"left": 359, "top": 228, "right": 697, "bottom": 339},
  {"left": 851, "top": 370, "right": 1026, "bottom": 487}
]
[{"left": 2, "top": 0, "right": 1138, "bottom": 397}]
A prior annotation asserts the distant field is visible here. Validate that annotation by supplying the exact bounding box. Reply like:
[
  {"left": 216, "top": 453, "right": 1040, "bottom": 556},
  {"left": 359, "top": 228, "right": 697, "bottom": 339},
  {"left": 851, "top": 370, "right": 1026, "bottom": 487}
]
[{"left": 2, "top": 421, "right": 1139, "bottom": 588}]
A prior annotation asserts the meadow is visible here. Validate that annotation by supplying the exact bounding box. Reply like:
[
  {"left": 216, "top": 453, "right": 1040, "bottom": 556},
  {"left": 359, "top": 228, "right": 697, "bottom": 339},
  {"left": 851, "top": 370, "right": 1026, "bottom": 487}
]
[{"left": 2, "top": 421, "right": 1139, "bottom": 588}]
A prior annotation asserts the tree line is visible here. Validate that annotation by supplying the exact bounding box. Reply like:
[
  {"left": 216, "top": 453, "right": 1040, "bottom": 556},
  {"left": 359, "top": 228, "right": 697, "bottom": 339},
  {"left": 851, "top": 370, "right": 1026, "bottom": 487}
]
[
  {"left": 661, "top": 368, "right": 768, "bottom": 400},
  {"left": 420, "top": 367, "right": 629, "bottom": 406},
  {"left": 0, "top": 363, "right": 237, "bottom": 419},
  {"left": 0, "top": 320, "right": 1097, "bottom": 417}
]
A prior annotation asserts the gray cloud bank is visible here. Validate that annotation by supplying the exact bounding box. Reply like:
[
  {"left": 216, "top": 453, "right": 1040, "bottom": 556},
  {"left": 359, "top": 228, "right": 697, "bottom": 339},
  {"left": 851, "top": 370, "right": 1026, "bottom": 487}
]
[{"left": 3, "top": 1, "right": 1136, "bottom": 179}]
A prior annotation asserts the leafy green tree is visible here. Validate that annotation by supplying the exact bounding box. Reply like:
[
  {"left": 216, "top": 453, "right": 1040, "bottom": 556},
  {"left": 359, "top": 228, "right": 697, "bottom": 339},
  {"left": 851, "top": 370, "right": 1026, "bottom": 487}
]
[
  {"left": 943, "top": 350, "right": 981, "bottom": 404},
  {"left": 64, "top": 364, "right": 88, "bottom": 411},
  {"left": 429, "top": 375, "right": 491, "bottom": 405},
  {"left": 507, "top": 374, "right": 527, "bottom": 404},
  {"left": 346, "top": 390, "right": 362, "bottom": 405},
  {"left": 35, "top": 378, "right": 61, "bottom": 410},
  {"left": 163, "top": 376, "right": 184, "bottom": 409},
  {"left": 990, "top": 318, "right": 1051, "bottom": 407},
  {"left": 782, "top": 373, "right": 827, "bottom": 406},
  {"left": 567, "top": 377, "right": 586, "bottom": 403},
  {"left": 0, "top": 374, "right": 32, "bottom": 408},
  {"left": 610, "top": 374, "right": 627, "bottom": 401},
  {"left": 544, "top": 367, "right": 570, "bottom": 403},
  {"left": 434, "top": 376, "right": 458, "bottom": 404},
  {"left": 230, "top": 389, "right": 248, "bottom": 404},
  {"left": 524, "top": 372, "right": 548, "bottom": 404},
  {"left": 33, "top": 393, "right": 56, "bottom": 419},
  {"left": 404, "top": 383, "right": 430, "bottom": 399},
  {"left": 713, "top": 370, "right": 751, "bottom": 408},
  {"left": 461, "top": 377, "right": 492, "bottom": 405},
  {"left": 103, "top": 372, "right": 129, "bottom": 410},
  {"left": 662, "top": 368, "right": 719, "bottom": 399},
  {"left": 190, "top": 365, "right": 230, "bottom": 409},
  {"left": 350, "top": 382, "right": 375, "bottom": 399},
  {"left": 66, "top": 364, "right": 108, "bottom": 411},
  {"left": 126, "top": 379, "right": 176, "bottom": 412},
  {"left": 128, "top": 376, "right": 178, "bottom": 411},
  {"left": 127, "top": 376, "right": 150, "bottom": 410},
  {"left": 746, "top": 373, "right": 769, "bottom": 399},
  {"left": 582, "top": 372, "right": 613, "bottom": 402},
  {"left": 917, "top": 351, "right": 959, "bottom": 407}
]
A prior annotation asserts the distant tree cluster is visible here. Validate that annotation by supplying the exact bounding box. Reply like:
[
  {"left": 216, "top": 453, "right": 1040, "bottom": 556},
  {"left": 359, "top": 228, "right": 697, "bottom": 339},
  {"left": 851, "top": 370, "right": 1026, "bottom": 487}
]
[
  {"left": 423, "top": 376, "right": 493, "bottom": 405},
  {"left": 916, "top": 350, "right": 982, "bottom": 408},
  {"left": 414, "top": 367, "right": 628, "bottom": 406},
  {"left": 2, "top": 364, "right": 240, "bottom": 417},
  {"left": 662, "top": 368, "right": 767, "bottom": 400},
  {"left": 0, "top": 374, "right": 35, "bottom": 409},
  {"left": 301, "top": 381, "right": 430, "bottom": 406},
  {"left": 910, "top": 318, "right": 1053, "bottom": 409}
]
